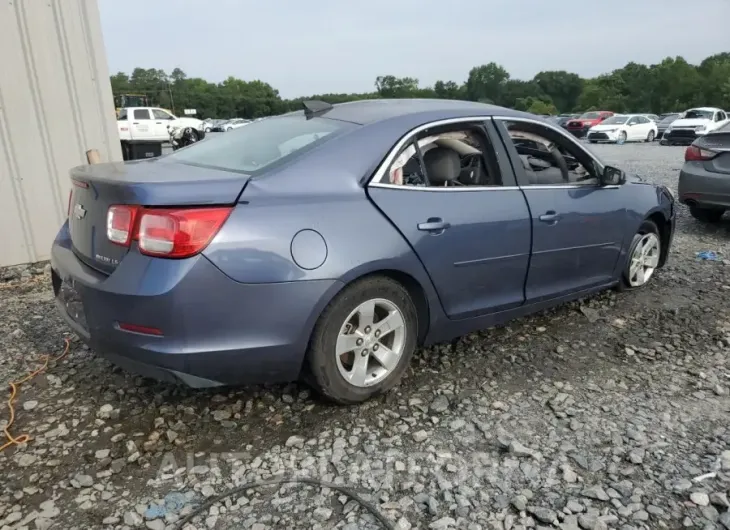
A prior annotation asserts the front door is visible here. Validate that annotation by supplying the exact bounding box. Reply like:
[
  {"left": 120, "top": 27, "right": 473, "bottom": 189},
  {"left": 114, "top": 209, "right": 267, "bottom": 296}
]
[
  {"left": 494, "top": 117, "right": 626, "bottom": 302},
  {"left": 151, "top": 108, "right": 175, "bottom": 140},
  {"left": 367, "top": 120, "right": 531, "bottom": 319}
]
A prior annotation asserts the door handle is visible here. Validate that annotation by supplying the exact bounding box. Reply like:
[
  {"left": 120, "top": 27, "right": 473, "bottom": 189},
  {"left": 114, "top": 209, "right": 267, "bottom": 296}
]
[
  {"left": 539, "top": 211, "right": 560, "bottom": 223},
  {"left": 132, "top": 122, "right": 139, "bottom": 125},
  {"left": 417, "top": 218, "right": 450, "bottom": 233},
  {"left": 155, "top": 121, "right": 163, "bottom": 124}
]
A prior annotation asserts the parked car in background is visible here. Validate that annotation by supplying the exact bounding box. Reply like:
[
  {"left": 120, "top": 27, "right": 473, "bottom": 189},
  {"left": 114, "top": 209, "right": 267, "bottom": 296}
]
[
  {"left": 117, "top": 107, "right": 205, "bottom": 143},
  {"left": 566, "top": 111, "right": 614, "bottom": 138},
  {"left": 678, "top": 121, "right": 730, "bottom": 222},
  {"left": 663, "top": 107, "right": 729, "bottom": 145},
  {"left": 549, "top": 114, "right": 579, "bottom": 129},
  {"left": 52, "top": 99, "right": 675, "bottom": 404},
  {"left": 656, "top": 113, "right": 682, "bottom": 140},
  {"left": 587, "top": 114, "right": 658, "bottom": 143},
  {"left": 223, "top": 118, "right": 251, "bottom": 131}
]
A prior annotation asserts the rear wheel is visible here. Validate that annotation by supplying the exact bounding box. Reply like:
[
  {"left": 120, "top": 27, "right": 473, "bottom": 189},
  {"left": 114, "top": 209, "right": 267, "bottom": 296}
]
[
  {"left": 646, "top": 130, "right": 655, "bottom": 142},
  {"left": 689, "top": 205, "right": 725, "bottom": 223},
  {"left": 307, "top": 276, "right": 417, "bottom": 404},
  {"left": 620, "top": 220, "right": 661, "bottom": 290}
]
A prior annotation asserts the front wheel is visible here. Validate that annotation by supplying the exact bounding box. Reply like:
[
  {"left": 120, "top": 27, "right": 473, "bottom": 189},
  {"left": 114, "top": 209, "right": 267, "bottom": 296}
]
[
  {"left": 646, "top": 130, "right": 655, "bottom": 142},
  {"left": 689, "top": 205, "right": 725, "bottom": 223},
  {"left": 307, "top": 276, "right": 418, "bottom": 404},
  {"left": 620, "top": 220, "right": 661, "bottom": 290}
]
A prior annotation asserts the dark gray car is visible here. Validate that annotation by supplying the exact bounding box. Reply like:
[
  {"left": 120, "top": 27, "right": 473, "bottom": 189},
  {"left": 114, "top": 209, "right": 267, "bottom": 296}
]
[
  {"left": 678, "top": 121, "right": 730, "bottom": 222},
  {"left": 656, "top": 113, "right": 682, "bottom": 140}
]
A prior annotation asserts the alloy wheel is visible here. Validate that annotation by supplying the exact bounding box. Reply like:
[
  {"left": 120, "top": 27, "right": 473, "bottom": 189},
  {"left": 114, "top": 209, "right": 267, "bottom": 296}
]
[
  {"left": 628, "top": 233, "right": 660, "bottom": 287},
  {"left": 335, "top": 298, "right": 406, "bottom": 387}
]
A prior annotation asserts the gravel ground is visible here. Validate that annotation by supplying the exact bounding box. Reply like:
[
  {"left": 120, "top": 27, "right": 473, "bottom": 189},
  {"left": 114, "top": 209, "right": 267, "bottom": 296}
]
[{"left": 1, "top": 143, "right": 730, "bottom": 530}]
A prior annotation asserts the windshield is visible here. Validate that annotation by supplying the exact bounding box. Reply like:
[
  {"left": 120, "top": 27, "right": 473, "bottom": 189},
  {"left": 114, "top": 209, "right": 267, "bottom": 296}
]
[
  {"left": 601, "top": 116, "right": 628, "bottom": 125},
  {"left": 167, "top": 114, "right": 354, "bottom": 174},
  {"left": 659, "top": 114, "right": 679, "bottom": 124},
  {"left": 579, "top": 112, "right": 602, "bottom": 119},
  {"left": 684, "top": 109, "right": 713, "bottom": 120}
]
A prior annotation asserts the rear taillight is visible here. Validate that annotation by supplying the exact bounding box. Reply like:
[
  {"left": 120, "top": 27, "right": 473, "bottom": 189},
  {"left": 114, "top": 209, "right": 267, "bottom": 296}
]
[
  {"left": 106, "top": 205, "right": 231, "bottom": 258},
  {"left": 685, "top": 144, "right": 716, "bottom": 161},
  {"left": 107, "top": 205, "right": 139, "bottom": 246}
]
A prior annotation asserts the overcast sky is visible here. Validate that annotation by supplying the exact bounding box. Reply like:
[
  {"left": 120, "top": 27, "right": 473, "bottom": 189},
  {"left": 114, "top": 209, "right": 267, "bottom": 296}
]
[{"left": 99, "top": 0, "right": 730, "bottom": 99}]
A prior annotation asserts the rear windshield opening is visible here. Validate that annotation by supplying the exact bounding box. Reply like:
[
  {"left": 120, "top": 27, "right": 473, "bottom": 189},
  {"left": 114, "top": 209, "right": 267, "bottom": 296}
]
[{"left": 166, "top": 114, "right": 355, "bottom": 175}]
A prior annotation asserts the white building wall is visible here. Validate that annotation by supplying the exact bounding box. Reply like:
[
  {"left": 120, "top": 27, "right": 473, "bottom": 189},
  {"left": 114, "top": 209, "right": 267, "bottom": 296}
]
[{"left": 0, "top": 0, "right": 121, "bottom": 267}]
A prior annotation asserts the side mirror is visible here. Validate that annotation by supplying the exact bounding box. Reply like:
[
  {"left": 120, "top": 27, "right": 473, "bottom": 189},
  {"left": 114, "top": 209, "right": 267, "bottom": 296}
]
[{"left": 601, "top": 165, "right": 625, "bottom": 186}]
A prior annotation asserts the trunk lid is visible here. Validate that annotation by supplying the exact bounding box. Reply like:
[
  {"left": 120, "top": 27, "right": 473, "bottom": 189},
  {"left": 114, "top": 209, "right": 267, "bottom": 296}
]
[
  {"left": 697, "top": 132, "right": 730, "bottom": 175},
  {"left": 68, "top": 158, "right": 248, "bottom": 274}
]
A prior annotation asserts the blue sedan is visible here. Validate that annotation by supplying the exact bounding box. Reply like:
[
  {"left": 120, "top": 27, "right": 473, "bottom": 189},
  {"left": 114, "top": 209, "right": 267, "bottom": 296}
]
[{"left": 51, "top": 99, "right": 676, "bottom": 404}]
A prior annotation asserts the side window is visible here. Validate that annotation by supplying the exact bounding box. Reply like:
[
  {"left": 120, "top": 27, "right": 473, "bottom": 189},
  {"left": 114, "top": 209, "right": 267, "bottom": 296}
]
[
  {"left": 118, "top": 109, "right": 128, "bottom": 121},
  {"left": 638, "top": 116, "right": 650, "bottom": 124},
  {"left": 133, "top": 109, "right": 151, "bottom": 120},
  {"left": 385, "top": 125, "right": 502, "bottom": 188},
  {"left": 627, "top": 117, "right": 639, "bottom": 125},
  {"left": 499, "top": 119, "right": 601, "bottom": 187},
  {"left": 152, "top": 109, "right": 173, "bottom": 120}
]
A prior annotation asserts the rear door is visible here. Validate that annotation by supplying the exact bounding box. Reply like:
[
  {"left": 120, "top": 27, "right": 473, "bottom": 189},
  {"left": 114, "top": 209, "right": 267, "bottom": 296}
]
[
  {"left": 130, "top": 108, "right": 154, "bottom": 140},
  {"left": 367, "top": 119, "right": 532, "bottom": 319},
  {"left": 493, "top": 116, "right": 626, "bottom": 302}
]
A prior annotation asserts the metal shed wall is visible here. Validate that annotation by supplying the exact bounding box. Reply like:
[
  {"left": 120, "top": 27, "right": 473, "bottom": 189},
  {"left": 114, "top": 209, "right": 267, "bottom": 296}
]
[{"left": 0, "top": 0, "right": 121, "bottom": 267}]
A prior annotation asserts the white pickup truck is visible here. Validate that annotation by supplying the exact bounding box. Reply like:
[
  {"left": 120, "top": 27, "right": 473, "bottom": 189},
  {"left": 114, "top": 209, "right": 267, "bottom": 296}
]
[
  {"left": 118, "top": 107, "right": 205, "bottom": 143},
  {"left": 662, "top": 107, "right": 729, "bottom": 145}
]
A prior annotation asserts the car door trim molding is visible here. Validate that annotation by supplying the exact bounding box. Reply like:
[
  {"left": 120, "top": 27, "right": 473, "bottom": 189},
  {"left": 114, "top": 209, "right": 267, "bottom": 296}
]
[{"left": 369, "top": 182, "right": 521, "bottom": 192}]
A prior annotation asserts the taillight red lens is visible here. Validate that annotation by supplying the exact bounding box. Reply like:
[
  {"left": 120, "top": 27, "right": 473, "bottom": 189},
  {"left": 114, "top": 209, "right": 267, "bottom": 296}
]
[
  {"left": 685, "top": 144, "right": 716, "bottom": 162},
  {"left": 107, "top": 205, "right": 139, "bottom": 246},
  {"left": 137, "top": 207, "right": 232, "bottom": 258},
  {"left": 106, "top": 205, "right": 231, "bottom": 257}
]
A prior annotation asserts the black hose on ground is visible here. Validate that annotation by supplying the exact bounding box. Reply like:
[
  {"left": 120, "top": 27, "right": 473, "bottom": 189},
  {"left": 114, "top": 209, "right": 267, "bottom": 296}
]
[{"left": 172, "top": 476, "right": 396, "bottom": 530}]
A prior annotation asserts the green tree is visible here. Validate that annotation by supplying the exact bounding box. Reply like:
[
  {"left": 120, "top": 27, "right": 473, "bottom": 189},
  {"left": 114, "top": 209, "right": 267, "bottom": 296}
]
[
  {"left": 465, "top": 63, "right": 510, "bottom": 105},
  {"left": 533, "top": 71, "right": 583, "bottom": 112}
]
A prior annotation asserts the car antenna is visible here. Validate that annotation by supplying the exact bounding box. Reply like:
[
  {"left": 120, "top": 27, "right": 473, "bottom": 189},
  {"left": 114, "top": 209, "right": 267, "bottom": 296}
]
[{"left": 302, "top": 100, "right": 333, "bottom": 119}]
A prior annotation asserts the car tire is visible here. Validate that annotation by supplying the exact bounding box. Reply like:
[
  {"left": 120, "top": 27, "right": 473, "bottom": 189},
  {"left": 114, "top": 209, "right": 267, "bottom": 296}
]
[
  {"left": 619, "top": 220, "right": 661, "bottom": 291},
  {"left": 689, "top": 205, "right": 725, "bottom": 223},
  {"left": 306, "top": 276, "right": 418, "bottom": 405},
  {"left": 646, "top": 130, "right": 655, "bottom": 142}
]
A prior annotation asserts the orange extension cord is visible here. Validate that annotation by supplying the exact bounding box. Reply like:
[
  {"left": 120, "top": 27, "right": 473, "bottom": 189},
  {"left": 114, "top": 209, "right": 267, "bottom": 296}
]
[{"left": 1, "top": 338, "right": 71, "bottom": 452}]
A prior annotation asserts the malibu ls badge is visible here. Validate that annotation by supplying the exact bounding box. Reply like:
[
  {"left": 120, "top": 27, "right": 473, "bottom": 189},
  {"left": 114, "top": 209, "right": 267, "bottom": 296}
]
[{"left": 73, "top": 204, "right": 87, "bottom": 220}]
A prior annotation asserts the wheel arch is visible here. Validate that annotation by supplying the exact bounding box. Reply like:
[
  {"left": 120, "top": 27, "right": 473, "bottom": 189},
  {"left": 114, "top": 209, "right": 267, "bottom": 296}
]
[{"left": 645, "top": 210, "right": 671, "bottom": 267}]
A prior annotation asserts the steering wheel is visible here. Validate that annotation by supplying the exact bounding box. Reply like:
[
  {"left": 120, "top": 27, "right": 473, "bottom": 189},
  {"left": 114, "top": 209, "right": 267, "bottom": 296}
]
[
  {"left": 459, "top": 153, "right": 483, "bottom": 185},
  {"left": 547, "top": 143, "right": 570, "bottom": 182}
]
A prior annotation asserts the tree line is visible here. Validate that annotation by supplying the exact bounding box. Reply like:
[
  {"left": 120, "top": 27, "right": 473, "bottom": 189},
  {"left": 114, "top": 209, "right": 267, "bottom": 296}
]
[{"left": 109, "top": 53, "right": 730, "bottom": 120}]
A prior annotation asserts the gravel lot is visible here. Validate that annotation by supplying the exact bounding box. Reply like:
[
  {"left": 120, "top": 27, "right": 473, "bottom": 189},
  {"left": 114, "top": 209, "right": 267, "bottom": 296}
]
[{"left": 1, "top": 143, "right": 730, "bottom": 530}]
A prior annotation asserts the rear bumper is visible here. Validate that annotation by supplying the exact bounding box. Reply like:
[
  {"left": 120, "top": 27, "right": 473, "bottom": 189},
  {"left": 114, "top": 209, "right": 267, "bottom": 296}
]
[
  {"left": 51, "top": 222, "right": 340, "bottom": 388},
  {"left": 678, "top": 166, "right": 730, "bottom": 209}
]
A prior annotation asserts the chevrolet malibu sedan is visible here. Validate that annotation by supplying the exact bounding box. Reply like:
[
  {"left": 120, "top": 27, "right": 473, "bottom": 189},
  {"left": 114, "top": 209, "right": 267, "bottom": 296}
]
[{"left": 52, "top": 99, "right": 676, "bottom": 404}]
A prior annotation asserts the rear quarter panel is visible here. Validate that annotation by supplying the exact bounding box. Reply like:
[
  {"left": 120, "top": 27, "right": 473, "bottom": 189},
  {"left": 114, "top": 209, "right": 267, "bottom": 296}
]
[{"left": 202, "top": 123, "right": 443, "bottom": 303}]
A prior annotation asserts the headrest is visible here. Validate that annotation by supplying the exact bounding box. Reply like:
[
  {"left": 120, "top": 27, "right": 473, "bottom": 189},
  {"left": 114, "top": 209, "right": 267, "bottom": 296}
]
[{"left": 423, "top": 147, "right": 460, "bottom": 185}]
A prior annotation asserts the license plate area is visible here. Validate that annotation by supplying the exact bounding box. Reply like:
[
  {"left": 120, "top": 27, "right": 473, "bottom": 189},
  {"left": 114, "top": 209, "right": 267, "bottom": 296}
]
[{"left": 58, "top": 280, "right": 88, "bottom": 330}]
